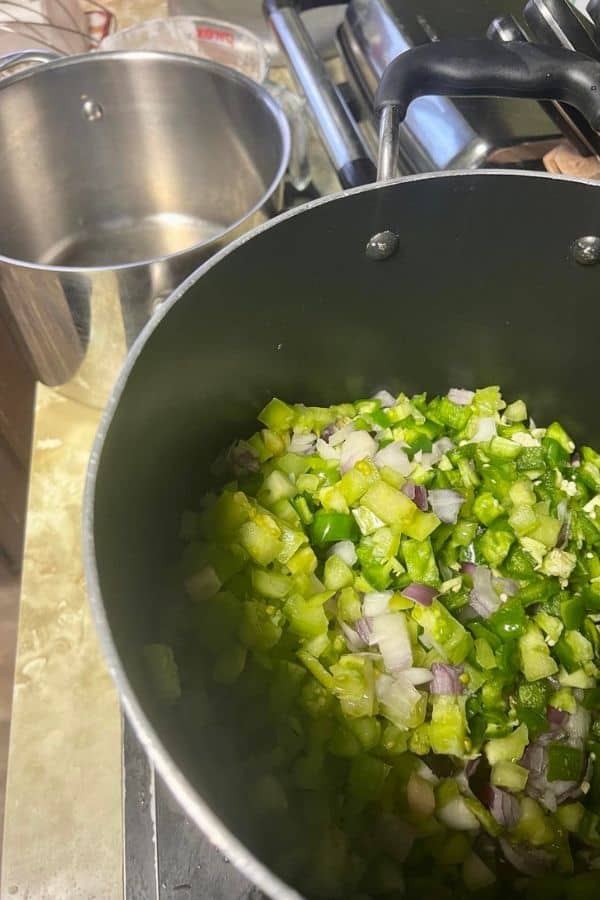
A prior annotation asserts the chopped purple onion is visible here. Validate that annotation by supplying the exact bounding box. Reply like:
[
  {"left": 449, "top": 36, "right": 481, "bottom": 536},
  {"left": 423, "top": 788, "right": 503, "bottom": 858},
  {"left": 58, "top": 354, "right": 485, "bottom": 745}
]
[
  {"left": 482, "top": 785, "right": 521, "bottom": 828},
  {"left": 402, "top": 582, "right": 438, "bottom": 607},
  {"left": 340, "top": 621, "right": 365, "bottom": 651},
  {"left": 288, "top": 431, "right": 317, "bottom": 455},
  {"left": 448, "top": 388, "right": 475, "bottom": 406},
  {"left": 355, "top": 617, "right": 372, "bottom": 644},
  {"left": 428, "top": 488, "right": 465, "bottom": 524},
  {"left": 499, "top": 839, "right": 551, "bottom": 876},
  {"left": 401, "top": 481, "right": 416, "bottom": 500},
  {"left": 320, "top": 422, "right": 337, "bottom": 442},
  {"left": 401, "top": 481, "right": 428, "bottom": 511},
  {"left": 465, "top": 758, "right": 481, "bottom": 778},
  {"left": 547, "top": 706, "right": 569, "bottom": 729},
  {"left": 430, "top": 663, "right": 464, "bottom": 695},
  {"left": 571, "top": 451, "right": 581, "bottom": 468},
  {"left": 461, "top": 562, "right": 477, "bottom": 577},
  {"left": 229, "top": 442, "right": 260, "bottom": 474}
]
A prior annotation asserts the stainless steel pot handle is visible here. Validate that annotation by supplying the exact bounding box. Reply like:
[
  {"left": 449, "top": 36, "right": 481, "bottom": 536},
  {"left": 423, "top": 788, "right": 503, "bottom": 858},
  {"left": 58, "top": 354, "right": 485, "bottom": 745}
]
[
  {"left": 263, "top": 0, "right": 376, "bottom": 190},
  {"left": 0, "top": 48, "right": 62, "bottom": 79}
]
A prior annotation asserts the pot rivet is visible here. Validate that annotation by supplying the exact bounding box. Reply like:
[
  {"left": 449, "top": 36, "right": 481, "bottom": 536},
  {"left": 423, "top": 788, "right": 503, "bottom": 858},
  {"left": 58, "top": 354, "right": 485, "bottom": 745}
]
[
  {"left": 571, "top": 235, "right": 600, "bottom": 265},
  {"left": 82, "top": 99, "right": 103, "bottom": 122},
  {"left": 365, "top": 230, "right": 399, "bottom": 261}
]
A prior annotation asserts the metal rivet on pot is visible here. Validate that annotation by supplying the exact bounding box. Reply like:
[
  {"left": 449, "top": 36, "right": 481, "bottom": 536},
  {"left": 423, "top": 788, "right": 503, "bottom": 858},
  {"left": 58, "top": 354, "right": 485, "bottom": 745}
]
[
  {"left": 82, "top": 99, "right": 103, "bottom": 122},
  {"left": 365, "top": 230, "right": 399, "bottom": 261},
  {"left": 571, "top": 235, "right": 600, "bottom": 265}
]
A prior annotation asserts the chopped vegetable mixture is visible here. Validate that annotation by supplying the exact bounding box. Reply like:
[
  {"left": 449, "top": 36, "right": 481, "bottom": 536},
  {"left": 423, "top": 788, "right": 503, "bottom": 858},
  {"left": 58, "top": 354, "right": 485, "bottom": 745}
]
[{"left": 146, "top": 386, "right": 600, "bottom": 899}]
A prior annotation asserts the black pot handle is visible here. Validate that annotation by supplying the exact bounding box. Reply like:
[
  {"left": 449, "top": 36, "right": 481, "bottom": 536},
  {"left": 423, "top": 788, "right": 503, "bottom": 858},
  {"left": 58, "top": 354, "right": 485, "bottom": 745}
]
[
  {"left": 375, "top": 39, "right": 600, "bottom": 126},
  {"left": 264, "top": 0, "right": 376, "bottom": 189},
  {"left": 374, "top": 39, "right": 600, "bottom": 180}
]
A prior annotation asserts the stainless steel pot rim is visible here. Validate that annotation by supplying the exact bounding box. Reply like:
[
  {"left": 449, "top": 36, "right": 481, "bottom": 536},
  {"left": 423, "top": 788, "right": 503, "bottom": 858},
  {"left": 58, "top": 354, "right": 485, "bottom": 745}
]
[
  {"left": 83, "top": 168, "right": 597, "bottom": 900},
  {"left": 0, "top": 49, "right": 291, "bottom": 274}
]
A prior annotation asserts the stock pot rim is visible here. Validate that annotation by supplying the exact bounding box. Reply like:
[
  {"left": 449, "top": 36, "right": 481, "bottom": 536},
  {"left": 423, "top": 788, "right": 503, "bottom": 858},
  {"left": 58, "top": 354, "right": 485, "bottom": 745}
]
[
  {"left": 0, "top": 49, "right": 291, "bottom": 273},
  {"left": 82, "top": 168, "right": 599, "bottom": 900}
]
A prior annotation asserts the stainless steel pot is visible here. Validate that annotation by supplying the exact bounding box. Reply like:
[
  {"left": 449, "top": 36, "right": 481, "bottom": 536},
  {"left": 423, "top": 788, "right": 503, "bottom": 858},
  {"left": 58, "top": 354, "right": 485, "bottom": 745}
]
[
  {"left": 0, "top": 49, "right": 290, "bottom": 402},
  {"left": 84, "top": 40, "right": 600, "bottom": 900}
]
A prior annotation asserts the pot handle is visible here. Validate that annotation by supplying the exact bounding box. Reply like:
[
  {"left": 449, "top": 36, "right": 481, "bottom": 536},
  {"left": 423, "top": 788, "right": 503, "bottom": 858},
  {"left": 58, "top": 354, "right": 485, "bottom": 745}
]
[
  {"left": 0, "top": 48, "right": 61, "bottom": 80},
  {"left": 375, "top": 40, "right": 600, "bottom": 179},
  {"left": 263, "top": 0, "right": 376, "bottom": 189}
]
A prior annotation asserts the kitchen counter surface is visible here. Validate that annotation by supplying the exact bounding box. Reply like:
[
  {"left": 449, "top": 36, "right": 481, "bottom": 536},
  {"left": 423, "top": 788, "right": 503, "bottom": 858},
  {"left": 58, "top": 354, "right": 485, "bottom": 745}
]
[{"left": 0, "top": 276, "right": 129, "bottom": 897}]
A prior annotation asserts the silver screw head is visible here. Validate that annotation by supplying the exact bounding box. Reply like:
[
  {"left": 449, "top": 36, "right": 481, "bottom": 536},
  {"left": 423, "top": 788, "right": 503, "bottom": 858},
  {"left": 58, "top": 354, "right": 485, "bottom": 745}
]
[
  {"left": 365, "top": 230, "right": 399, "bottom": 261},
  {"left": 82, "top": 99, "right": 103, "bottom": 122},
  {"left": 571, "top": 235, "right": 600, "bottom": 266}
]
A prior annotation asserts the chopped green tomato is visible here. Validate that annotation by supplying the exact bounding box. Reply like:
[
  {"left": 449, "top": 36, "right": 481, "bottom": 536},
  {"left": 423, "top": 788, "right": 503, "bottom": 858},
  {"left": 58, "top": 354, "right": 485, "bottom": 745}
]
[
  {"left": 491, "top": 760, "right": 529, "bottom": 792},
  {"left": 484, "top": 723, "right": 529, "bottom": 765},
  {"left": 519, "top": 624, "right": 559, "bottom": 681},
  {"left": 429, "top": 695, "right": 467, "bottom": 756},
  {"left": 323, "top": 554, "right": 354, "bottom": 590},
  {"left": 285, "top": 595, "right": 328, "bottom": 639},
  {"left": 412, "top": 600, "right": 472, "bottom": 663},
  {"left": 238, "top": 520, "right": 282, "bottom": 566},
  {"left": 164, "top": 386, "right": 600, "bottom": 899},
  {"left": 362, "top": 481, "right": 417, "bottom": 528},
  {"left": 258, "top": 397, "right": 295, "bottom": 431}
]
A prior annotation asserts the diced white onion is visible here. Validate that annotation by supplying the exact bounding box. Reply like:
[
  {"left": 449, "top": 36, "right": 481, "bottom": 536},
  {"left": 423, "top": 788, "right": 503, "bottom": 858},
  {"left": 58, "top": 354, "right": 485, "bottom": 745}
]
[
  {"left": 368, "top": 613, "right": 413, "bottom": 672},
  {"left": 340, "top": 430, "right": 377, "bottom": 474},
  {"left": 374, "top": 441, "right": 413, "bottom": 475},
  {"left": 329, "top": 540, "right": 357, "bottom": 567},
  {"left": 363, "top": 591, "right": 393, "bottom": 616},
  {"left": 373, "top": 389, "right": 397, "bottom": 408}
]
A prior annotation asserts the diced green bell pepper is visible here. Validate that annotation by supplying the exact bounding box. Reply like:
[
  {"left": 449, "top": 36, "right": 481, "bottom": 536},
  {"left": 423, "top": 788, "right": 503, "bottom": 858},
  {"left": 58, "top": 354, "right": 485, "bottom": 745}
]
[
  {"left": 310, "top": 511, "right": 359, "bottom": 546},
  {"left": 547, "top": 743, "right": 583, "bottom": 782}
]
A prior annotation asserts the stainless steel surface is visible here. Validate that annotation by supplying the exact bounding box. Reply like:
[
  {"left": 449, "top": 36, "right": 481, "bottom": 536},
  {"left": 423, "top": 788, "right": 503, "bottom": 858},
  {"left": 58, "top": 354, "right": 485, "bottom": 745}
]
[
  {"left": 377, "top": 104, "right": 400, "bottom": 180},
  {"left": 338, "top": 0, "right": 562, "bottom": 173},
  {"left": 487, "top": 13, "right": 527, "bottom": 41},
  {"left": 267, "top": 4, "right": 373, "bottom": 181},
  {"left": 0, "top": 50, "right": 290, "bottom": 399},
  {"left": 571, "top": 234, "right": 600, "bottom": 264},
  {"left": 339, "top": 0, "right": 489, "bottom": 173},
  {"left": 85, "top": 169, "right": 600, "bottom": 900},
  {"left": 124, "top": 717, "right": 262, "bottom": 900}
]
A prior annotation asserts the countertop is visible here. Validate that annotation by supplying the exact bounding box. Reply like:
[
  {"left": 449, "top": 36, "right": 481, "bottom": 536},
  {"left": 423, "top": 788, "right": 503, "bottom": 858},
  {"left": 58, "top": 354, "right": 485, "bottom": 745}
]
[{"left": 0, "top": 271, "right": 130, "bottom": 897}]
